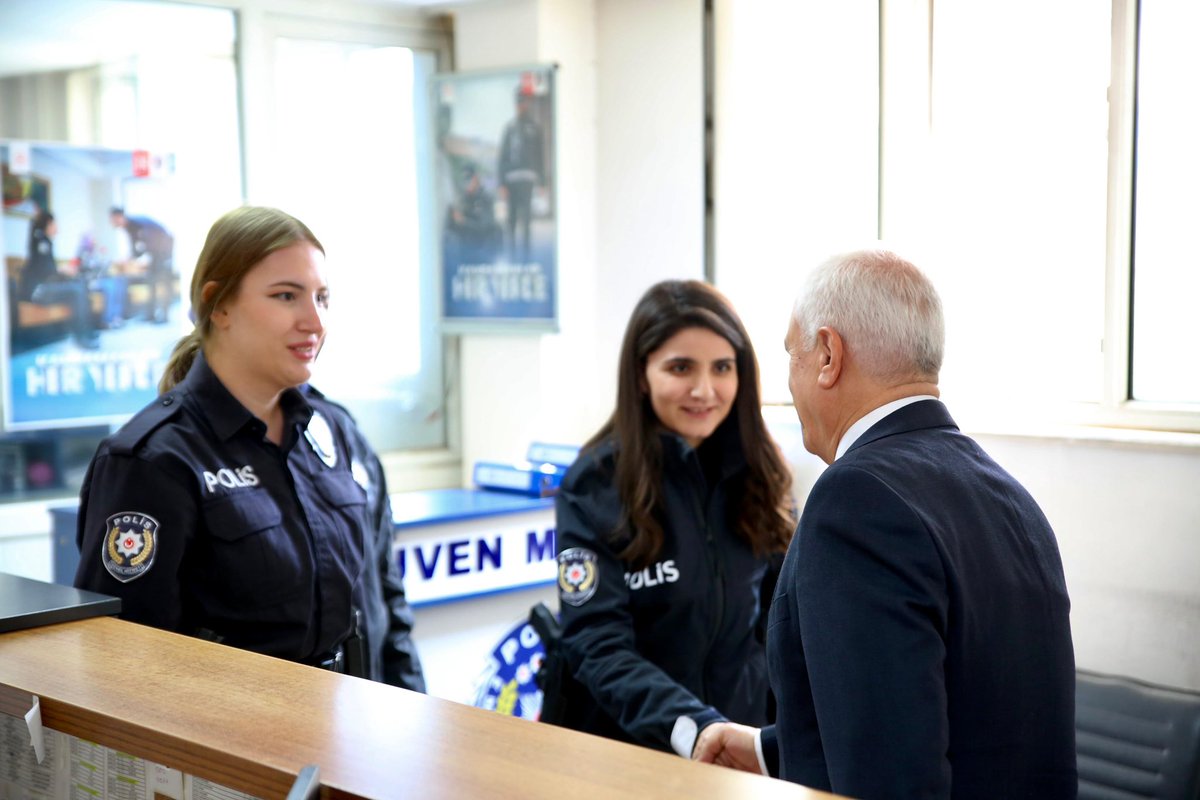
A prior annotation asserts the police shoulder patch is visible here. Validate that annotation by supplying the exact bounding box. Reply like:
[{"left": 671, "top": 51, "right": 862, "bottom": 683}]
[
  {"left": 101, "top": 512, "right": 160, "bottom": 583},
  {"left": 557, "top": 547, "right": 599, "bottom": 607}
]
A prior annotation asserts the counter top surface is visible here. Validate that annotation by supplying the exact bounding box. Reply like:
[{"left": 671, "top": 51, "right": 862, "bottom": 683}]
[{"left": 0, "top": 616, "right": 838, "bottom": 799}]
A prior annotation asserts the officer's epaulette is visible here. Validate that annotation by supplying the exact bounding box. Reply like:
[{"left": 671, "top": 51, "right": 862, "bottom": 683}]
[{"left": 108, "top": 392, "right": 185, "bottom": 456}]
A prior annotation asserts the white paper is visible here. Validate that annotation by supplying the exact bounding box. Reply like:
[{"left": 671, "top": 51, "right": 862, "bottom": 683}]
[
  {"left": 24, "top": 695, "right": 45, "bottom": 764},
  {"left": 185, "top": 775, "right": 262, "bottom": 800},
  {"left": 150, "top": 763, "right": 184, "bottom": 800}
]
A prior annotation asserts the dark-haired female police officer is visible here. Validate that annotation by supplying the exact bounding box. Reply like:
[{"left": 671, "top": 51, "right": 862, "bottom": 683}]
[{"left": 75, "top": 206, "right": 422, "bottom": 685}]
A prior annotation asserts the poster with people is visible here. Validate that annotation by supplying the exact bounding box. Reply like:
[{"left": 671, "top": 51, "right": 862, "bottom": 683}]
[
  {"left": 1, "top": 141, "right": 181, "bottom": 430},
  {"left": 434, "top": 65, "right": 557, "bottom": 332}
]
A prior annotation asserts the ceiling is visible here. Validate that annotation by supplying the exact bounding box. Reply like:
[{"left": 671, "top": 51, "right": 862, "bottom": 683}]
[
  {"left": 0, "top": 0, "right": 464, "bottom": 80},
  {"left": 0, "top": 0, "right": 237, "bottom": 79}
]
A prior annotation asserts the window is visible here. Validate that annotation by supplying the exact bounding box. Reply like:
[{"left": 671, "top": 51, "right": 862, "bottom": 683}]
[
  {"left": 0, "top": 0, "right": 240, "bottom": 501},
  {"left": 0, "top": 1, "right": 453, "bottom": 510},
  {"left": 718, "top": 1, "right": 1198, "bottom": 434},
  {"left": 919, "top": 0, "right": 1112, "bottom": 427},
  {"left": 257, "top": 33, "right": 445, "bottom": 452},
  {"left": 1128, "top": 0, "right": 1200, "bottom": 407},
  {"left": 712, "top": 0, "right": 880, "bottom": 402}
]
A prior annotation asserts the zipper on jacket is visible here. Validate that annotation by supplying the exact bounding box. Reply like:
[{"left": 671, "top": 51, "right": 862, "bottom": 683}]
[{"left": 686, "top": 453, "right": 725, "bottom": 704}]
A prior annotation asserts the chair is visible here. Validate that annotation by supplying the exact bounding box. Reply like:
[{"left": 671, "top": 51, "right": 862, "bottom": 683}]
[{"left": 1076, "top": 669, "right": 1200, "bottom": 800}]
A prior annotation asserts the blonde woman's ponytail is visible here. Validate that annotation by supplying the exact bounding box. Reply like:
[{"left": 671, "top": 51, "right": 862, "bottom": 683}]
[{"left": 158, "top": 329, "right": 203, "bottom": 394}]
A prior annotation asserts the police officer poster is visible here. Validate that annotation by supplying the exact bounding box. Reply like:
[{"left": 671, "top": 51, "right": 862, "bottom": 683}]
[
  {"left": 1, "top": 141, "right": 180, "bottom": 430},
  {"left": 434, "top": 65, "right": 558, "bottom": 332}
]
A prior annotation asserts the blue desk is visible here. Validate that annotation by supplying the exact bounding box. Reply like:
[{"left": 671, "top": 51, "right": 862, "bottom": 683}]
[{"left": 390, "top": 488, "right": 558, "bottom": 608}]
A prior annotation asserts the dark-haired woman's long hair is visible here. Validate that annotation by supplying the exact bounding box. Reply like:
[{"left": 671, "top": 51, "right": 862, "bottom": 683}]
[{"left": 586, "top": 279, "right": 794, "bottom": 568}]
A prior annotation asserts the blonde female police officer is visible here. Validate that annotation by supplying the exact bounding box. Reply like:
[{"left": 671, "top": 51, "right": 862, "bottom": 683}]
[
  {"left": 552, "top": 280, "right": 794, "bottom": 756},
  {"left": 75, "top": 206, "right": 423, "bottom": 686}
]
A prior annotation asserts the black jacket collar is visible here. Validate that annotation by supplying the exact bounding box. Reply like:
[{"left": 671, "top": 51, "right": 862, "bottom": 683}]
[{"left": 181, "top": 351, "right": 312, "bottom": 442}]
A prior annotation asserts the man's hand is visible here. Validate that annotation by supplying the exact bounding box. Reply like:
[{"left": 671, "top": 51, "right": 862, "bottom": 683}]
[{"left": 692, "top": 722, "right": 764, "bottom": 774}]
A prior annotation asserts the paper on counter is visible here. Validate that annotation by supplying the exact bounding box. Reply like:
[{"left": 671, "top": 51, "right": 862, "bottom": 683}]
[{"left": 24, "top": 694, "right": 45, "bottom": 764}]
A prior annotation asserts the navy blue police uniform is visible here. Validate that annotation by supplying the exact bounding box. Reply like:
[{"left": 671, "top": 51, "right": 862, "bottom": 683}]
[
  {"left": 553, "top": 417, "right": 777, "bottom": 754},
  {"left": 74, "top": 353, "right": 370, "bottom": 670},
  {"left": 303, "top": 384, "right": 427, "bottom": 691}
]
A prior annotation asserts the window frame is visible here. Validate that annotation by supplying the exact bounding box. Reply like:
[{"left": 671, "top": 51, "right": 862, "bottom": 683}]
[
  {"left": 234, "top": 3, "right": 463, "bottom": 488},
  {"left": 875, "top": 0, "right": 1199, "bottom": 436},
  {"left": 1089, "top": 0, "right": 1200, "bottom": 433}
]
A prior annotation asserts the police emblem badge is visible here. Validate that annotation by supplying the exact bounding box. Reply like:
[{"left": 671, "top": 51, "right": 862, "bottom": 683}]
[
  {"left": 101, "top": 512, "right": 159, "bottom": 583},
  {"left": 557, "top": 547, "right": 599, "bottom": 607},
  {"left": 304, "top": 410, "right": 338, "bottom": 468}
]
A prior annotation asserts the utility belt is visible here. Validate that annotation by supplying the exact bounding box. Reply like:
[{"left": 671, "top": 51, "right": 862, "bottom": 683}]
[
  {"left": 195, "top": 608, "right": 368, "bottom": 680},
  {"left": 306, "top": 608, "right": 368, "bottom": 679},
  {"left": 304, "top": 645, "right": 347, "bottom": 674}
]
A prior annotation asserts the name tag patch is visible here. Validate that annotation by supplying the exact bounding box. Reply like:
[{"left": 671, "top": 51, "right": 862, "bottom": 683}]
[
  {"left": 102, "top": 512, "right": 160, "bottom": 583},
  {"left": 624, "top": 559, "right": 679, "bottom": 590},
  {"left": 202, "top": 465, "right": 259, "bottom": 493}
]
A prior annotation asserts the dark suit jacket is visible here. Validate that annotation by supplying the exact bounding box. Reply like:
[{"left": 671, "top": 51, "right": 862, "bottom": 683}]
[{"left": 763, "top": 400, "right": 1076, "bottom": 799}]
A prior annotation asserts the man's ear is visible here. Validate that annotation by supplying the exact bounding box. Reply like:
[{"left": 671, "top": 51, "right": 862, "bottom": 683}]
[{"left": 816, "top": 327, "right": 844, "bottom": 389}]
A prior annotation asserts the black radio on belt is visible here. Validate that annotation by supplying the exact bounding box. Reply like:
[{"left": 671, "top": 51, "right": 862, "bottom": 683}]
[{"left": 342, "top": 607, "right": 367, "bottom": 679}]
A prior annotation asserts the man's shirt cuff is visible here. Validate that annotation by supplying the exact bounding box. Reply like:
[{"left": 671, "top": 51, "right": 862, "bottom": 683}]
[
  {"left": 670, "top": 715, "right": 698, "bottom": 758},
  {"left": 754, "top": 728, "right": 768, "bottom": 775}
]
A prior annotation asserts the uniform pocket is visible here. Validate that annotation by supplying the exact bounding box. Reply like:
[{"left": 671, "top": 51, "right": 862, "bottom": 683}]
[
  {"left": 313, "top": 471, "right": 367, "bottom": 509},
  {"left": 200, "top": 489, "right": 303, "bottom": 607},
  {"left": 203, "top": 489, "right": 282, "bottom": 540},
  {"left": 311, "top": 471, "right": 370, "bottom": 575}
]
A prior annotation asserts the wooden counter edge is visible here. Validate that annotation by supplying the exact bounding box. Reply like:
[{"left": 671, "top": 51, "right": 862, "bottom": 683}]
[{"left": 0, "top": 616, "right": 842, "bottom": 800}]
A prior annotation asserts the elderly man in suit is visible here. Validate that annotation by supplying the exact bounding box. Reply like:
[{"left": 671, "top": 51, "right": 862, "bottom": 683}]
[{"left": 693, "top": 249, "right": 1077, "bottom": 799}]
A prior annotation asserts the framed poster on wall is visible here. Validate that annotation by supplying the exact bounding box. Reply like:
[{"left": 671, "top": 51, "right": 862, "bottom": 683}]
[
  {"left": 0, "top": 141, "right": 182, "bottom": 430},
  {"left": 433, "top": 64, "right": 558, "bottom": 333}
]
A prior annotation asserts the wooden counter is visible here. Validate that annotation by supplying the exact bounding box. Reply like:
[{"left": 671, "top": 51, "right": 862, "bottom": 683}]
[{"left": 0, "top": 616, "right": 838, "bottom": 799}]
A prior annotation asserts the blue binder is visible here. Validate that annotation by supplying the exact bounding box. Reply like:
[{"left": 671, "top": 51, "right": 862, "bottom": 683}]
[
  {"left": 473, "top": 460, "right": 568, "bottom": 497},
  {"left": 524, "top": 442, "right": 580, "bottom": 468}
]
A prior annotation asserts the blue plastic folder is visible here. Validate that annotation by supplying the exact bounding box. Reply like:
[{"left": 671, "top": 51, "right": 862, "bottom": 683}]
[{"left": 473, "top": 460, "right": 567, "bottom": 497}]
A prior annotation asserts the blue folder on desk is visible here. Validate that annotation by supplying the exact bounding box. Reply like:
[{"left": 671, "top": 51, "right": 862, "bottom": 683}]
[
  {"left": 472, "top": 442, "right": 579, "bottom": 497},
  {"left": 473, "top": 461, "right": 566, "bottom": 497},
  {"left": 524, "top": 442, "right": 580, "bottom": 469}
]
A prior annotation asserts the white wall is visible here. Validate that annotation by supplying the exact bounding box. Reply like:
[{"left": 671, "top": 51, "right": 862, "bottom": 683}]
[{"left": 975, "top": 431, "right": 1200, "bottom": 691}]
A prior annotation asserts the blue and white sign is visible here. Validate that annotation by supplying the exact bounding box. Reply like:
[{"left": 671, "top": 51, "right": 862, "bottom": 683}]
[{"left": 391, "top": 488, "right": 558, "bottom": 606}]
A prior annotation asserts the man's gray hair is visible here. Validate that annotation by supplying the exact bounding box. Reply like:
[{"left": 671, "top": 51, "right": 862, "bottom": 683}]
[{"left": 792, "top": 249, "right": 944, "bottom": 382}]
